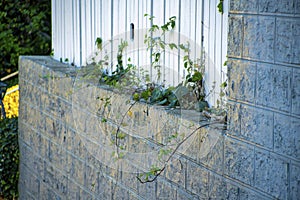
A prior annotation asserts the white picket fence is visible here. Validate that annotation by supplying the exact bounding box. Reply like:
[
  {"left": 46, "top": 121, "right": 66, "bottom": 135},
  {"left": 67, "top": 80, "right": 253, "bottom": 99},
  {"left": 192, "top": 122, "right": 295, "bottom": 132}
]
[{"left": 52, "top": 0, "right": 228, "bottom": 106}]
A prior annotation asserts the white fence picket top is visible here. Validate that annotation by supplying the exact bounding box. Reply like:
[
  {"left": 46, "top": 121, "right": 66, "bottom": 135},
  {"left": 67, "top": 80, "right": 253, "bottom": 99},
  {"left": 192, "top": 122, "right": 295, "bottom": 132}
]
[{"left": 52, "top": 0, "right": 228, "bottom": 106}]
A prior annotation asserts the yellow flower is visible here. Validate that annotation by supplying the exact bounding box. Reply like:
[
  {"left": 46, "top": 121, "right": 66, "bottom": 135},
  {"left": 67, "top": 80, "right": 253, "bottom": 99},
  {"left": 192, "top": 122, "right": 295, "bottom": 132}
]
[
  {"left": 2, "top": 85, "right": 19, "bottom": 118},
  {"left": 127, "top": 109, "right": 133, "bottom": 118}
]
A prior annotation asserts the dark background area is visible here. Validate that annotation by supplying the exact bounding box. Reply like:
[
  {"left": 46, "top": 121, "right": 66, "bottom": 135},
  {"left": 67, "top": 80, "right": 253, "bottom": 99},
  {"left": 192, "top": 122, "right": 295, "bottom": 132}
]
[{"left": 0, "top": 0, "right": 51, "bottom": 86}]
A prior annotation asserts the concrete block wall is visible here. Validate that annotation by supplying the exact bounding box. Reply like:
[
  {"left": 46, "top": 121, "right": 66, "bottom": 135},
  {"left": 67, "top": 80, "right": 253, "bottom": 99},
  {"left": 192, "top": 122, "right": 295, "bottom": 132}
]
[
  {"left": 18, "top": 56, "right": 271, "bottom": 200},
  {"left": 18, "top": 1, "right": 300, "bottom": 200},
  {"left": 227, "top": 0, "right": 300, "bottom": 199}
]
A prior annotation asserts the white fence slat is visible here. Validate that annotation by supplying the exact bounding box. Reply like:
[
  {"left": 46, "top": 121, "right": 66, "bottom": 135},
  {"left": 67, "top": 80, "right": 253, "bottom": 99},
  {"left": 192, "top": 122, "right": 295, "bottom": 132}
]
[
  {"left": 101, "top": 0, "right": 111, "bottom": 43},
  {"left": 51, "top": 0, "right": 228, "bottom": 106},
  {"left": 94, "top": 0, "right": 101, "bottom": 44},
  {"left": 125, "top": 0, "right": 139, "bottom": 70},
  {"left": 74, "top": 0, "right": 81, "bottom": 66},
  {"left": 52, "top": 0, "right": 60, "bottom": 62},
  {"left": 222, "top": 0, "right": 229, "bottom": 84},
  {"left": 59, "top": 0, "right": 64, "bottom": 60},
  {"left": 51, "top": 0, "right": 56, "bottom": 59},
  {"left": 195, "top": 0, "right": 204, "bottom": 59},
  {"left": 64, "top": 0, "right": 73, "bottom": 64},
  {"left": 164, "top": 0, "right": 179, "bottom": 86},
  {"left": 214, "top": 0, "right": 223, "bottom": 102},
  {"left": 137, "top": 0, "right": 151, "bottom": 81},
  {"left": 179, "top": 0, "right": 190, "bottom": 84},
  {"left": 203, "top": 0, "right": 211, "bottom": 103},
  {"left": 82, "top": 0, "right": 89, "bottom": 65},
  {"left": 189, "top": 0, "right": 198, "bottom": 62},
  {"left": 90, "top": 0, "right": 96, "bottom": 58}
]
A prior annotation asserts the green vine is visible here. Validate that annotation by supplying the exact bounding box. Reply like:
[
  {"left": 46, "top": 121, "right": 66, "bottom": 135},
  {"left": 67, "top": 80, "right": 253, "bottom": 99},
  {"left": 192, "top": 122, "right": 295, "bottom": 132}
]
[
  {"left": 137, "top": 120, "right": 225, "bottom": 183},
  {"left": 144, "top": 15, "right": 176, "bottom": 83},
  {"left": 86, "top": 13, "right": 227, "bottom": 184}
]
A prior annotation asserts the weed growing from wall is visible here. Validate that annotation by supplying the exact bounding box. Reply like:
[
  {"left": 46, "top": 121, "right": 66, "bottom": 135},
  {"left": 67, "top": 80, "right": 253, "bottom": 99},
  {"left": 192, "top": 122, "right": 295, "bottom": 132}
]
[{"left": 73, "top": 14, "right": 227, "bottom": 184}]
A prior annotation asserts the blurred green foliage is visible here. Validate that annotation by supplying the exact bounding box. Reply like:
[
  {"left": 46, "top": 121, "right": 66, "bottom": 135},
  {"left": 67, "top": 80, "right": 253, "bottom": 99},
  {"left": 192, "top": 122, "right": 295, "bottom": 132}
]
[
  {"left": 0, "top": 117, "right": 19, "bottom": 200},
  {"left": 0, "top": 0, "right": 51, "bottom": 80}
]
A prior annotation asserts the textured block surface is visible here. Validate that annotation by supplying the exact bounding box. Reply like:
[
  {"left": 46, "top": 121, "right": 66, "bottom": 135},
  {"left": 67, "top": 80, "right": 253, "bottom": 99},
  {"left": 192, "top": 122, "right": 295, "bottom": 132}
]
[
  {"left": 227, "top": 1, "right": 300, "bottom": 199},
  {"left": 274, "top": 113, "right": 300, "bottom": 160},
  {"left": 18, "top": 0, "right": 300, "bottom": 197},
  {"left": 257, "top": 64, "right": 292, "bottom": 112},
  {"left": 259, "top": 0, "right": 295, "bottom": 13},
  {"left": 243, "top": 16, "right": 275, "bottom": 62},
  {"left": 292, "top": 68, "right": 300, "bottom": 115},
  {"left": 290, "top": 164, "right": 300, "bottom": 199},
  {"left": 254, "top": 151, "right": 288, "bottom": 199},
  {"left": 275, "top": 18, "right": 300, "bottom": 64},
  {"left": 186, "top": 162, "right": 209, "bottom": 198},
  {"left": 228, "top": 60, "right": 256, "bottom": 103},
  {"left": 224, "top": 138, "right": 254, "bottom": 185},
  {"left": 228, "top": 16, "right": 243, "bottom": 57},
  {"left": 240, "top": 105, "right": 273, "bottom": 148},
  {"left": 230, "top": 0, "right": 258, "bottom": 13}
]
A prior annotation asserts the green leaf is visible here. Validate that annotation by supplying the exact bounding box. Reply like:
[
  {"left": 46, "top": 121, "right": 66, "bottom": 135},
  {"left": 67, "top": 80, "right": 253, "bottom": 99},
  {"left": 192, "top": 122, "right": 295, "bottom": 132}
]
[
  {"left": 150, "top": 25, "right": 159, "bottom": 32},
  {"left": 171, "top": 20, "right": 176, "bottom": 29},
  {"left": 150, "top": 88, "right": 163, "bottom": 103},
  {"left": 159, "top": 42, "right": 165, "bottom": 49},
  {"left": 169, "top": 16, "right": 176, "bottom": 21},
  {"left": 141, "top": 89, "right": 152, "bottom": 100},
  {"left": 133, "top": 93, "right": 140, "bottom": 101},
  {"left": 217, "top": 0, "right": 224, "bottom": 14},
  {"left": 179, "top": 44, "right": 186, "bottom": 50},
  {"left": 117, "top": 132, "right": 126, "bottom": 139},
  {"left": 192, "top": 71, "right": 203, "bottom": 82},
  {"left": 95, "top": 37, "right": 102, "bottom": 50},
  {"left": 168, "top": 43, "right": 177, "bottom": 50},
  {"left": 118, "top": 152, "right": 125, "bottom": 159},
  {"left": 157, "top": 98, "right": 168, "bottom": 105},
  {"left": 155, "top": 53, "right": 161, "bottom": 61},
  {"left": 149, "top": 165, "right": 161, "bottom": 175},
  {"left": 184, "top": 61, "right": 188, "bottom": 69},
  {"left": 161, "top": 24, "right": 168, "bottom": 31},
  {"left": 220, "top": 81, "right": 227, "bottom": 88}
]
